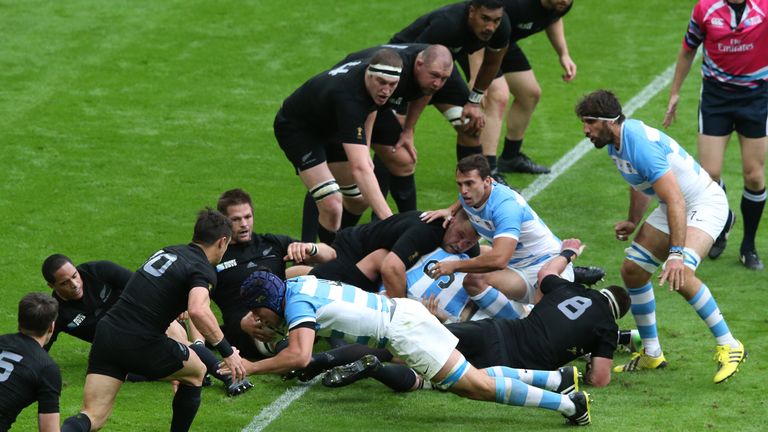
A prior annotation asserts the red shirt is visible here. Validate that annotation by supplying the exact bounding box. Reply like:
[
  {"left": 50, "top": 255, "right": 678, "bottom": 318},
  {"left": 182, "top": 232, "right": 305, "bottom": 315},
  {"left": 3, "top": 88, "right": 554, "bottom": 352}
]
[{"left": 684, "top": 0, "right": 768, "bottom": 87}]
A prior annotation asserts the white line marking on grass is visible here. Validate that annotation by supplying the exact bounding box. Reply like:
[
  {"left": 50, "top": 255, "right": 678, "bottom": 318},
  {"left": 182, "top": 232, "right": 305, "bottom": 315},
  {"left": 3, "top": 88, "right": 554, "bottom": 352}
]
[
  {"left": 241, "top": 57, "right": 693, "bottom": 432},
  {"left": 522, "top": 60, "right": 681, "bottom": 201},
  {"left": 242, "top": 378, "right": 319, "bottom": 432}
]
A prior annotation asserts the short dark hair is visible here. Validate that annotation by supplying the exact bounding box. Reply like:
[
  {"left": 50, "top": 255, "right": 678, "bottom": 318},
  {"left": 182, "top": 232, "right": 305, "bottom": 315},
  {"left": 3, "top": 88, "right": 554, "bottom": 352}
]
[
  {"left": 41, "top": 254, "right": 73, "bottom": 284},
  {"left": 575, "top": 90, "right": 626, "bottom": 123},
  {"left": 471, "top": 0, "right": 504, "bottom": 9},
  {"left": 217, "top": 188, "right": 253, "bottom": 215},
  {"left": 192, "top": 208, "right": 233, "bottom": 245},
  {"left": 369, "top": 48, "right": 403, "bottom": 69},
  {"left": 457, "top": 154, "right": 491, "bottom": 179},
  {"left": 18, "top": 292, "right": 58, "bottom": 337},
  {"left": 604, "top": 285, "right": 631, "bottom": 319}
]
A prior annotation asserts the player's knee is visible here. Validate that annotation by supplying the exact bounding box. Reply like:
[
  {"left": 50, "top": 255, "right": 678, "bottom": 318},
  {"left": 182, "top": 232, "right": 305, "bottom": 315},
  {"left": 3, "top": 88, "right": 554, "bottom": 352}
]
[
  {"left": 517, "top": 85, "right": 541, "bottom": 109},
  {"left": 485, "top": 85, "right": 509, "bottom": 117},
  {"left": 462, "top": 273, "right": 485, "bottom": 296},
  {"left": 743, "top": 167, "right": 765, "bottom": 190}
]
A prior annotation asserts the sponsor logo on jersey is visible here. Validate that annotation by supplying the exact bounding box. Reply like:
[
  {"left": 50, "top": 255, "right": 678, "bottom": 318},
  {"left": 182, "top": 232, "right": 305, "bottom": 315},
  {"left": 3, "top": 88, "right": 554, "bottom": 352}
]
[
  {"left": 356, "top": 127, "right": 363, "bottom": 140},
  {"left": 216, "top": 259, "right": 237, "bottom": 272},
  {"left": 710, "top": 17, "right": 724, "bottom": 27},
  {"left": 744, "top": 16, "right": 762, "bottom": 27},
  {"left": 517, "top": 22, "right": 533, "bottom": 30},
  {"left": 67, "top": 313, "right": 87, "bottom": 330},
  {"left": 99, "top": 285, "right": 112, "bottom": 302}
]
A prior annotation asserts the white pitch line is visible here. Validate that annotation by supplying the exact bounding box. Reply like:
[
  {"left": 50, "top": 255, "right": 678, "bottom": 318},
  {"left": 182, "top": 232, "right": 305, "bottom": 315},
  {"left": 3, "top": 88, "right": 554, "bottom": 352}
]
[
  {"left": 522, "top": 60, "right": 681, "bottom": 201},
  {"left": 241, "top": 58, "right": 688, "bottom": 432},
  {"left": 242, "top": 378, "right": 319, "bottom": 432}
]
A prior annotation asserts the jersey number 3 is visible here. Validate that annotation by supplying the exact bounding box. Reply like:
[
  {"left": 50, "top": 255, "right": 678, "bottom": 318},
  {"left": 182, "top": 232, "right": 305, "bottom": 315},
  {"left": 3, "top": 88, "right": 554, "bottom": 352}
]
[
  {"left": 557, "top": 296, "right": 592, "bottom": 320},
  {"left": 0, "top": 351, "right": 24, "bottom": 382}
]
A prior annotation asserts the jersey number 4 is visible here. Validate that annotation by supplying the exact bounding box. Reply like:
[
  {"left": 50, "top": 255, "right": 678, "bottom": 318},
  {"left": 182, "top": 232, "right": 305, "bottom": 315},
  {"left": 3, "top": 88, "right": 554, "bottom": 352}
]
[
  {"left": 0, "top": 351, "right": 24, "bottom": 382},
  {"left": 557, "top": 296, "right": 593, "bottom": 320}
]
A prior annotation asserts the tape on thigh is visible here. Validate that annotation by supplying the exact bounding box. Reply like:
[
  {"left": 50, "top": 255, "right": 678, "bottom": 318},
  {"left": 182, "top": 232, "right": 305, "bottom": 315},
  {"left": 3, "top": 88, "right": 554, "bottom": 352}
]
[
  {"left": 339, "top": 184, "right": 361, "bottom": 198},
  {"left": 310, "top": 180, "right": 340, "bottom": 202},
  {"left": 683, "top": 247, "right": 701, "bottom": 271},
  {"left": 436, "top": 354, "right": 469, "bottom": 390},
  {"left": 624, "top": 242, "right": 662, "bottom": 274}
]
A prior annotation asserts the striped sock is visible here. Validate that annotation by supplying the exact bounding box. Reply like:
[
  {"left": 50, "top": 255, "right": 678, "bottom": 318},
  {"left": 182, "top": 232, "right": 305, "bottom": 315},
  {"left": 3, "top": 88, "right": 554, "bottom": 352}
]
[
  {"left": 494, "top": 377, "right": 573, "bottom": 415},
  {"left": 471, "top": 287, "right": 521, "bottom": 319},
  {"left": 486, "top": 366, "right": 560, "bottom": 392},
  {"left": 688, "top": 283, "right": 737, "bottom": 347},
  {"left": 628, "top": 283, "right": 661, "bottom": 356}
]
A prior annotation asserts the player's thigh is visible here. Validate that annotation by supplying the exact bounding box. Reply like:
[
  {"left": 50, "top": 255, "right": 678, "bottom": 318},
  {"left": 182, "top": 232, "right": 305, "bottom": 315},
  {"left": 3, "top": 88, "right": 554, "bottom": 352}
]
[
  {"left": 373, "top": 144, "right": 415, "bottom": 176},
  {"left": 684, "top": 183, "right": 729, "bottom": 248},
  {"left": 165, "top": 319, "right": 188, "bottom": 344},
  {"left": 81, "top": 373, "right": 123, "bottom": 427},
  {"left": 738, "top": 135, "right": 767, "bottom": 188},
  {"left": 164, "top": 345, "right": 206, "bottom": 386},
  {"left": 387, "top": 299, "right": 458, "bottom": 381},
  {"left": 634, "top": 210, "right": 673, "bottom": 259},
  {"left": 484, "top": 268, "right": 530, "bottom": 302},
  {"left": 504, "top": 69, "right": 540, "bottom": 101},
  {"left": 697, "top": 134, "right": 729, "bottom": 180},
  {"left": 274, "top": 113, "right": 329, "bottom": 172}
]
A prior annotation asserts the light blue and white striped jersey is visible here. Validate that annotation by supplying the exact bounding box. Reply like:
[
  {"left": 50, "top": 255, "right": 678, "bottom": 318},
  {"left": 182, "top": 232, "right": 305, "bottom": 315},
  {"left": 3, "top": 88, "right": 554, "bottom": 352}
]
[
  {"left": 284, "top": 276, "right": 392, "bottom": 347},
  {"left": 378, "top": 248, "right": 488, "bottom": 323},
  {"left": 460, "top": 183, "right": 561, "bottom": 268},
  {"left": 609, "top": 119, "right": 712, "bottom": 203}
]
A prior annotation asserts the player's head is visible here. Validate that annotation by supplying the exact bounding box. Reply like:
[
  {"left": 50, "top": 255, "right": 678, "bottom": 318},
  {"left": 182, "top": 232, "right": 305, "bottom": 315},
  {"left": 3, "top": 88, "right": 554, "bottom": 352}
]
[
  {"left": 217, "top": 188, "right": 254, "bottom": 244},
  {"left": 42, "top": 254, "right": 84, "bottom": 301},
  {"left": 441, "top": 209, "right": 480, "bottom": 253},
  {"left": 600, "top": 285, "right": 630, "bottom": 320},
  {"left": 456, "top": 154, "right": 493, "bottom": 208},
  {"left": 414, "top": 45, "right": 454, "bottom": 96},
  {"left": 365, "top": 48, "right": 403, "bottom": 106},
  {"left": 541, "top": 0, "right": 573, "bottom": 13},
  {"left": 468, "top": 1, "right": 505, "bottom": 41},
  {"left": 240, "top": 270, "right": 286, "bottom": 335},
  {"left": 575, "top": 90, "right": 625, "bottom": 149},
  {"left": 192, "top": 207, "right": 233, "bottom": 264},
  {"left": 18, "top": 292, "right": 58, "bottom": 340}
]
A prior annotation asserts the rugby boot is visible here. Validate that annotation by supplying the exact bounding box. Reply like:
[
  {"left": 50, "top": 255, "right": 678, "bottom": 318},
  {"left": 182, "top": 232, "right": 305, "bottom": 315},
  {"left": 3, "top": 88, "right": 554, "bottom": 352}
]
[
  {"left": 740, "top": 250, "right": 764, "bottom": 271},
  {"left": 556, "top": 366, "right": 580, "bottom": 395},
  {"left": 497, "top": 152, "right": 550, "bottom": 174},
  {"left": 564, "top": 391, "right": 592, "bottom": 426},
  {"left": 613, "top": 348, "right": 667, "bottom": 372},
  {"left": 322, "top": 354, "right": 381, "bottom": 388},
  {"left": 713, "top": 340, "right": 747, "bottom": 384}
]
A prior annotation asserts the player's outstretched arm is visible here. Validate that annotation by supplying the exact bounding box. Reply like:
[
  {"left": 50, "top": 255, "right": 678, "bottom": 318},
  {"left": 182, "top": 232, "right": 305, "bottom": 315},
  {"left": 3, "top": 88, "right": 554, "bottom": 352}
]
[
  {"left": 585, "top": 356, "right": 612, "bottom": 387},
  {"left": 537, "top": 238, "right": 582, "bottom": 285}
]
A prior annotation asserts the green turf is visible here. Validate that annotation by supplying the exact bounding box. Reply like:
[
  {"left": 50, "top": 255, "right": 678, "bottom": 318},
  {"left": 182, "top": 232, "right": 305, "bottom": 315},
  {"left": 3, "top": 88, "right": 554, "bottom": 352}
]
[{"left": 1, "top": 0, "right": 765, "bottom": 430}]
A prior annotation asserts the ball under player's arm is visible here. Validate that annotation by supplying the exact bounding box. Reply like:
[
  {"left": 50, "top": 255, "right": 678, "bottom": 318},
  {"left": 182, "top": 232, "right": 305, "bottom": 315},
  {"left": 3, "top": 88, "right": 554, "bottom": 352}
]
[
  {"left": 187, "top": 287, "right": 247, "bottom": 381},
  {"left": 241, "top": 326, "right": 316, "bottom": 376}
]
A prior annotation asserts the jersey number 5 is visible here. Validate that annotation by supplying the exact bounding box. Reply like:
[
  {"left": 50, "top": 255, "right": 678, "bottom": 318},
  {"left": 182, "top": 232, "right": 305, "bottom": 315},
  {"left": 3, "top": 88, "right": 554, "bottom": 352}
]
[
  {"left": 0, "top": 351, "right": 24, "bottom": 382},
  {"left": 557, "top": 296, "right": 593, "bottom": 320}
]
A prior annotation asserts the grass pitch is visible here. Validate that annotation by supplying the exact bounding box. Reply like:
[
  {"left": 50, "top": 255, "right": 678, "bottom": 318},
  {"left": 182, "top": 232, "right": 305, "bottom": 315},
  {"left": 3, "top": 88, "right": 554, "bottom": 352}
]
[{"left": 1, "top": 1, "right": 765, "bottom": 431}]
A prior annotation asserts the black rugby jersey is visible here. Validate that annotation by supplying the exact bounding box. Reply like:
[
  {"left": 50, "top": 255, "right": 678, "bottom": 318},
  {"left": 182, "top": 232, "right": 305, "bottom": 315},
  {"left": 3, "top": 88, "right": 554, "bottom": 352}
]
[
  {"left": 0, "top": 333, "right": 61, "bottom": 430},
  {"left": 391, "top": 1, "right": 511, "bottom": 57},
  {"left": 105, "top": 243, "right": 216, "bottom": 334},
  {"left": 46, "top": 260, "right": 131, "bottom": 349}
]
